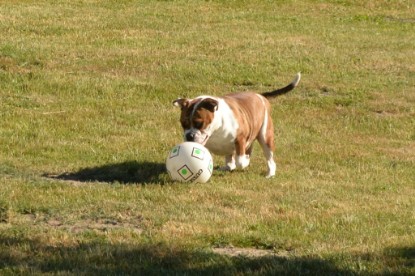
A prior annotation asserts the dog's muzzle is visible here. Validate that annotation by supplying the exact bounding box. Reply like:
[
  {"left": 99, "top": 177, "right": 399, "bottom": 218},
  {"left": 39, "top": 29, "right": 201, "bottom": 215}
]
[
  {"left": 185, "top": 132, "right": 196, "bottom": 142},
  {"left": 184, "top": 129, "right": 209, "bottom": 145}
]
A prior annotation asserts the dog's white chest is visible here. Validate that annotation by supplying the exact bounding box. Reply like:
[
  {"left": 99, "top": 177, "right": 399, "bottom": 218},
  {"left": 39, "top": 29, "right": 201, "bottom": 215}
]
[
  {"left": 205, "top": 131, "right": 235, "bottom": 155},
  {"left": 204, "top": 101, "right": 238, "bottom": 155}
]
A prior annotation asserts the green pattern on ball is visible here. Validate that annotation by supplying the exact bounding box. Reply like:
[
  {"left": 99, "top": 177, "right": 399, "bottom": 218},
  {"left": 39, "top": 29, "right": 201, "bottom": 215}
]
[{"left": 192, "top": 147, "right": 204, "bottom": 160}]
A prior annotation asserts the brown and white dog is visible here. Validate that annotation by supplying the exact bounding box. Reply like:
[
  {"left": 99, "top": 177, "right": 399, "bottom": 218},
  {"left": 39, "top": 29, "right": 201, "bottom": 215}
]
[{"left": 173, "top": 73, "right": 301, "bottom": 178}]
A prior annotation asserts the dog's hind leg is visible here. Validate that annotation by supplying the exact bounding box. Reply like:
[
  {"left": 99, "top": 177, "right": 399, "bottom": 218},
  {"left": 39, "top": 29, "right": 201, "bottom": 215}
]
[
  {"left": 258, "top": 138, "right": 276, "bottom": 178},
  {"left": 258, "top": 112, "right": 276, "bottom": 178}
]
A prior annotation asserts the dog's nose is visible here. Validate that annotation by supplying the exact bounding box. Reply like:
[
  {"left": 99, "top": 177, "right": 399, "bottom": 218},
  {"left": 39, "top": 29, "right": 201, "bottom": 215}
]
[{"left": 185, "top": 132, "right": 195, "bottom": 141}]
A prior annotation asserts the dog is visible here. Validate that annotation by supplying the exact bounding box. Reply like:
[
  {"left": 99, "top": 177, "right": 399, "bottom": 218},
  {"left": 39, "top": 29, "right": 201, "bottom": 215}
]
[{"left": 173, "top": 72, "right": 301, "bottom": 178}]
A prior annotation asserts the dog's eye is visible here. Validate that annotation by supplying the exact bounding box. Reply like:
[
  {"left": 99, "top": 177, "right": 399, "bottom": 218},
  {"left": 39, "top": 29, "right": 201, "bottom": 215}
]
[
  {"left": 181, "top": 120, "right": 190, "bottom": 129},
  {"left": 193, "top": 121, "right": 203, "bottom": 129}
]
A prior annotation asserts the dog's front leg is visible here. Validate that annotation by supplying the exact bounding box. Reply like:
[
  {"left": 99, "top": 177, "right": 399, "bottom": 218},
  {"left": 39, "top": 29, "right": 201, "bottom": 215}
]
[
  {"left": 221, "top": 155, "right": 236, "bottom": 171},
  {"left": 235, "top": 140, "right": 250, "bottom": 170},
  {"left": 236, "top": 155, "right": 250, "bottom": 169}
]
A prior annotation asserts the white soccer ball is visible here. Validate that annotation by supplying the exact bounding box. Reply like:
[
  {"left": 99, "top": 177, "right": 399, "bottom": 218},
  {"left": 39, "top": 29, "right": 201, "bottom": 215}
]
[{"left": 166, "top": 142, "right": 213, "bottom": 183}]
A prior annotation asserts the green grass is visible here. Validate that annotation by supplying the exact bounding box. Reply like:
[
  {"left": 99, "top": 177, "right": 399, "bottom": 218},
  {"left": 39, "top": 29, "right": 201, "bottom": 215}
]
[{"left": 1, "top": 0, "right": 414, "bottom": 274}]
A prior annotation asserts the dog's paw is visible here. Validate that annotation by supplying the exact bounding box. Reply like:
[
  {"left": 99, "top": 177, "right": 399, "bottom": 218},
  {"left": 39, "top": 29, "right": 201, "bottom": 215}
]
[
  {"left": 218, "top": 165, "right": 235, "bottom": 171},
  {"left": 265, "top": 167, "right": 276, "bottom": 178},
  {"left": 265, "top": 173, "right": 275, "bottom": 179},
  {"left": 266, "top": 160, "right": 276, "bottom": 178},
  {"left": 236, "top": 155, "right": 250, "bottom": 169}
]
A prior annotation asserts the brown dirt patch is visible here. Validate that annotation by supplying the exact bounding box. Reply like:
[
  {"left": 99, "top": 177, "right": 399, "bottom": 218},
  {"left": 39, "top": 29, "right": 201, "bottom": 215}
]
[{"left": 212, "top": 247, "right": 290, "bottom": 258}]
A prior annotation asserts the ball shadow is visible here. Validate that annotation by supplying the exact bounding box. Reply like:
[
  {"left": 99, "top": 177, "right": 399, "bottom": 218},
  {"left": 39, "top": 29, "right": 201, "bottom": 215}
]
[{"left": 44, "top": 161, "right": 167, "bottom": 185}]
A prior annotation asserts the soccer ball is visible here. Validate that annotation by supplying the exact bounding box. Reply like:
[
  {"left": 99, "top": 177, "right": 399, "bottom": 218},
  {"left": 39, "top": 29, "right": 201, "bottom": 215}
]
[{"left": 166, "top": 142, "right": 213, "bottom": 183}]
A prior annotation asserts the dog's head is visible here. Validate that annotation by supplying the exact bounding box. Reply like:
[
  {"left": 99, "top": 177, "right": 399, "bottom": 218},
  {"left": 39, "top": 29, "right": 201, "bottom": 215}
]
[{"left": 173, "top": 97, "right": 219, "bottom": 145}]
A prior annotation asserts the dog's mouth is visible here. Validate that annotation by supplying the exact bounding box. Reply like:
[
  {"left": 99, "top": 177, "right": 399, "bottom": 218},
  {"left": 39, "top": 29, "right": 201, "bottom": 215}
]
[
  {"left": 185, "top": 131, "right": 209, "bottom": 145},
  {"left": 200, "top": 134, "right": 209, "bottom": 145},
  {"left": 193, "top": 134, "right": 209, "bottom": 146}
]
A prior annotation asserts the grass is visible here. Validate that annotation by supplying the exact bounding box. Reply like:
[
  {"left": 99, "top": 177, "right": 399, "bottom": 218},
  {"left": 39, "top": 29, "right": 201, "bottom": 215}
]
[{"left": 1, "top": 0, "right": 414, "bottom": 274}]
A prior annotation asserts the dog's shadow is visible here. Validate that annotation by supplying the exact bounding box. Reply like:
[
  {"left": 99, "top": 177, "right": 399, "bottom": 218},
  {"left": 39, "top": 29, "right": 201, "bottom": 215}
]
[{"left": 45, "top": 161, "right": 167, "bottom": 185}]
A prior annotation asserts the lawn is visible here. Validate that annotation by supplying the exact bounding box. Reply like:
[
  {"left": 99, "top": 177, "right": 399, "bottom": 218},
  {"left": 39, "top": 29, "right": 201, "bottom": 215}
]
[{"left": 0, "top": 0, "right": 414, "bottom": 274}]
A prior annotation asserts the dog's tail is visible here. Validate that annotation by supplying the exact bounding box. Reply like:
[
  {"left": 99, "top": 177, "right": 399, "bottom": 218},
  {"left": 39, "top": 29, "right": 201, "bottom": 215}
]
[{"left": 261, "top": 72, "right": 301, "bottom": 98}]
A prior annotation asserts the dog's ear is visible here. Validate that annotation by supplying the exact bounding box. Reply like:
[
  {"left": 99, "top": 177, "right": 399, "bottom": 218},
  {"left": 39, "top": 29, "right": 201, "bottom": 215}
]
[
  {"left": 199, "top": 98, "right": 219, "bottom": 112},
  {"left": 173, "top": 98, "right": 190, "bottom": 109}
]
